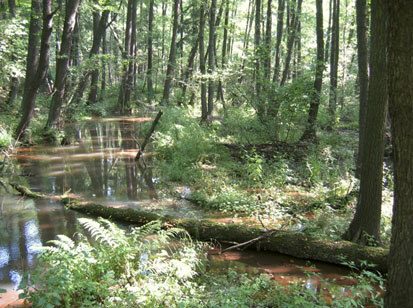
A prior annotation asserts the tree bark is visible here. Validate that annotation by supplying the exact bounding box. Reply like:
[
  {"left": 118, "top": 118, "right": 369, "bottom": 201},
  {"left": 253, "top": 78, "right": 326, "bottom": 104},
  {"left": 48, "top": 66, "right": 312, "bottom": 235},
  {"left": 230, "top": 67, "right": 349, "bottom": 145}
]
[
  {"left": 147, "top": 0, "right": 154, "bottom": 100},
  {"left": 7, "top": 0, "right": 15, "bottom": 17},
  {"left": 384, "top": 2, "right": 413, "bottom": 305},
  {"left": 207, "top": 0, "right": 216, "bottom": 119},
  {"left": 343, "top": 0, "right": 387, "bottom": 245},
  {"left": 280, "top": 0, "right": 302, "bottom": 86},
  {"left": 46, "top": 0, "right": 80, "bottom": 129},
  {"left": 15, "top": 0, "right": 54, "bottom": 140},
  {"left": 162, "top": 0, "right": 180, "bottom": 105},
  {"left": 272, "top": 0, "right": 285, "bottom": 83},
  {"left": 355, "top": 0, "right": 369, "bottom": 178},
  {"left": 254, "top": 0, "right": 261, "bottom": 98},
  {"left": 300, "top": 0, "right": 324, "bottom": 141},
  {"left": 118, "top": 0, "right": 137, "bottom": 113},
  {"left": 199, "top": 3, "right": 207, "bottom": 122},
  {"left": 328, "top": 0, "right": 340, "bottom": 127}
]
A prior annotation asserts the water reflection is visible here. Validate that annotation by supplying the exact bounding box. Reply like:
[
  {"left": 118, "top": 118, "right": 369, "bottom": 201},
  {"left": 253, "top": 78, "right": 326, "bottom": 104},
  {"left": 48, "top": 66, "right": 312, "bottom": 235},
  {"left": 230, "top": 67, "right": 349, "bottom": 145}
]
[{"left": 0, "top": 196, "right": 79, "bottom": 289}]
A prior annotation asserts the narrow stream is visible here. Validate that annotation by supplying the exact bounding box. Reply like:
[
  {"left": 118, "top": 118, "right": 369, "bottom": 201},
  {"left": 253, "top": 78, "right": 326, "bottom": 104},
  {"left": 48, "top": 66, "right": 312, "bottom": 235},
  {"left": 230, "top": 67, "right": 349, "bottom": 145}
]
[{"left": 0, "top": 117, "right": 358, "bottom": 306}]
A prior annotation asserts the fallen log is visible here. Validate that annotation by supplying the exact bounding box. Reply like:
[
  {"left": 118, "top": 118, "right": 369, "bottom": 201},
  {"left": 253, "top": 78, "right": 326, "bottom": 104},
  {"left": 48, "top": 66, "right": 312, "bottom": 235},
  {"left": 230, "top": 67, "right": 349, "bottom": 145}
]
[{"left": 12, "top": 183, "right": 389, "bottom": 272}]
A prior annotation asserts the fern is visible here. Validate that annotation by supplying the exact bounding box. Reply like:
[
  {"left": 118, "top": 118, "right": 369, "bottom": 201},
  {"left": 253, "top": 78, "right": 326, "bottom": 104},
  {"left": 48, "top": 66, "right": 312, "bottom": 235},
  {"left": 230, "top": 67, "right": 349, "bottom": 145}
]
[{"left": 78, "top": 217, "right": 122, "bottom": 247}]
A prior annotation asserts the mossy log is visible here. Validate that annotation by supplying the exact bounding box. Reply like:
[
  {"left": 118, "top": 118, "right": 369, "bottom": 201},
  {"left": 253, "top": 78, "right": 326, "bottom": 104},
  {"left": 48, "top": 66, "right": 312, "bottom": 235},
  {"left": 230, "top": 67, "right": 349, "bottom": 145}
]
[{"left": 12, "top": 183, "right": 389, "bottom": 272}]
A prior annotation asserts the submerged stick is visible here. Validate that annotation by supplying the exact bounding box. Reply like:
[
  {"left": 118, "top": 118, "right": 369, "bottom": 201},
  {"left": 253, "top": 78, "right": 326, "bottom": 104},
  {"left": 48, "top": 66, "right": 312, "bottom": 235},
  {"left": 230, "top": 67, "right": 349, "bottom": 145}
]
[{"left": 135, "top": 110, "right": 163, "bottom": 161}]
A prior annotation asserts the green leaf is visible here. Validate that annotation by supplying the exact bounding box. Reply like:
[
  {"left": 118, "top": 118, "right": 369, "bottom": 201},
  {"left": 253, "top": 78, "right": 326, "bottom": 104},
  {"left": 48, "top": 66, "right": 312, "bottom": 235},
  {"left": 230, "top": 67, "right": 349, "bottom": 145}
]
[{"left": 0, "top": 288, "right": 6, "bottom": 293}]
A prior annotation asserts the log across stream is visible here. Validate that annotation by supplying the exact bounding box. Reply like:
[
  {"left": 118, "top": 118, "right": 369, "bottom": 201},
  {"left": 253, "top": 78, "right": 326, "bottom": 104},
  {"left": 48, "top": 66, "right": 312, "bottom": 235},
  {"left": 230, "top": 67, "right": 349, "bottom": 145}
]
[{"left": 11, "top": 183, "right": 388, "bottom": 273}]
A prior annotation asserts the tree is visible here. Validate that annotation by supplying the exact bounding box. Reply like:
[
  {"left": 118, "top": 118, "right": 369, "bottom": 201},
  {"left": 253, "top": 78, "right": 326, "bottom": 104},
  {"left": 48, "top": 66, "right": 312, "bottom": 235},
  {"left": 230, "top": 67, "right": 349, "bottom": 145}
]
[
  {"left": 300, "top": 0, "right": 324, "bottom": 141},
  {"left": 384, "top": 1, "right": 413, "bottom": 305},
  {"left": 46, "top": 0, "right": 80, "bottom": 129},
  {"left": 328, "top": 0, "right": 340, "bottom": 127},
  {"left": 199, "top": 2, "right": 207, "bottom": 122},
  {"left": 343, "top": 0, "right": 387, "bottom": 245},
  {"left": 147, "top": 0, "right": 154, "bottom": 100},
  {"left": 207, "top": 0, "right": 216, "bottom": 119},
  {"left": 355, "top": 0, "right": 369, "bottom": 177},
  {"left": 15, "top": 0, "right": 55, "bottom": 140},
  {"left": 162, "top": 0, "right": 180, "bottom": 105},
  {"left": 272, "top": 0, "right": 285, "bottom": 83},
  {"left": 118, "top": 0, "right": 138, "bottom": 113}
]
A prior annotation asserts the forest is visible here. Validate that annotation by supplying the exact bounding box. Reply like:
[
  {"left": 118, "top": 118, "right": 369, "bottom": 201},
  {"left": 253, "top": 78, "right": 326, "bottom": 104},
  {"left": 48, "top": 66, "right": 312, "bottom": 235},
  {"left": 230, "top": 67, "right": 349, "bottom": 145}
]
[{"left": 0, "top": 0, "right": 412, "bottom": 307}]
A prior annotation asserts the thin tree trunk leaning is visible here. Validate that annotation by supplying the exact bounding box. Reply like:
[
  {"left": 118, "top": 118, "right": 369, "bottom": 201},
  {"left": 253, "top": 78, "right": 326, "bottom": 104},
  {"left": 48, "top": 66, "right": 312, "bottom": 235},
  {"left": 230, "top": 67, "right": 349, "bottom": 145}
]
[
  {"left": 355, "top": 0, "right": 369, "bottom": 178},
  {"left": 15, "top": 0, "right": 55, "bottom": 140},
  {"left": 280, "top": 0, "right": 302, "bottom": 86},
  {"left": 343, "top": 0, "right": 387, "bottom": 245},
  {"left": 135, "top": 110, "right": 163, "bottom": 161},
  {"left": 385, "top": 1, "right": 413, "bottom": 305},
  {"left": 46, "top": 0, "right": 80, "bottom": 129},
  {"left": 162, "top": 0, "right": 180, "bottom": 105},
  {"left": 11, "top": 183, "right": 389, "bottom": 272},
  {"left": 300, "top": 0, "right": 324, "bottom": 142}
]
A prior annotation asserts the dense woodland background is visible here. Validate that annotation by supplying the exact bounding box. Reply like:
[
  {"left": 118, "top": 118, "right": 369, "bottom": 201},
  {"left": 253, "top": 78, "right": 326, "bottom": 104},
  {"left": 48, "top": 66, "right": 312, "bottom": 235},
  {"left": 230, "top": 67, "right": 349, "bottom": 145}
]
[{"left": 0, "top": 0, "right": 412, "bottom": 306}]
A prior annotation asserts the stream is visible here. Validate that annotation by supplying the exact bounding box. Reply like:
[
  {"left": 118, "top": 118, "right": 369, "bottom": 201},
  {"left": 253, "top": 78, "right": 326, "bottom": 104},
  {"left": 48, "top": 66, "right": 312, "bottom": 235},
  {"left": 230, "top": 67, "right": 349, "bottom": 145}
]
[{"left": 0, "top": 116, "right": 358, "bottom": 306}]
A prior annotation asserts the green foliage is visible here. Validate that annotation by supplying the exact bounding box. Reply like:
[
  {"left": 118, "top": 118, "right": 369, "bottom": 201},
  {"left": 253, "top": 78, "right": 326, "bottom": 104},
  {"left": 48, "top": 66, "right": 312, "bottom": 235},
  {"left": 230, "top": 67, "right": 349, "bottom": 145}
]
[
  {"left": 20, "top": 218, "right": 206, "bottom": 307},
  {"left": 0, "top": 125, "right": 14, "bottom": 149}
]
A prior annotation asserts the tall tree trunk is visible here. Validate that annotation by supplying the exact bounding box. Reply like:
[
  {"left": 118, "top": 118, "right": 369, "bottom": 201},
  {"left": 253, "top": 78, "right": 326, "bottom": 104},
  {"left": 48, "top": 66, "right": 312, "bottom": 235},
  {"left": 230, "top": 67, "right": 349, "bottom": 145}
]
[
  {"left": 67, "top": 10, "right": 109, "bottom": 109},
  {"left": 272, "top": 0, "right": 285, "bottom": 83},
  {"left": 147, "top": 0, "right": 154, "bottom": 100},
  {"left": 15, "top": 0, "right": 54, "bottom": 140},
  {"left": 254, "top": 0, "right": 261, "bottom": 96},
  {"left": 343, "top": 0, "right": 387, "bottom": 245},
  {"left": 324, "top": 0, "right": 333, "bottom": 63},
  {"left": 46, "top": 0, "right": 80, "bottom": 129},
  {"left": 7, "top": 0, "right": 15, "bottom": 17},
  {"left": 264, "top": 0, "right": 272, "bottom": 79},
  {"left": 118, "top": 0, "right": 138, "bottom": 113},
  {"left": 355, "top": 0, "right": 369, "bottom": 178},
  {"left": 328, "top": 0, "right": 340, "bottom": 127},
  {"left": 162, "top": 0, "right": 180, "bottom": 105},
  {"left": 217, "top": 0, "right": 230, "bottom": 102},
  {"left": 199, "top": 3, "right": 207, "bottom": 122},
  {"left": 300, "top": 0, "right": 324, "bottom": 141},
  {"left": 280, "top": 0, "right": 302, "bottom": 86},
  {"left": 385, "top": 2, "right": 413, "bottom": 306},
  {"left": 207, "top": 0, "right": 216, "bottom": 119}
]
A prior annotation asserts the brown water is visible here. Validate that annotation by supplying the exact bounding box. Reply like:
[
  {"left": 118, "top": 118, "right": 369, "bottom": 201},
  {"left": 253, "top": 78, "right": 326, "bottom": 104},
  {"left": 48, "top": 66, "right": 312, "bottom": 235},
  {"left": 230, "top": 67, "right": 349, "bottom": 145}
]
[{"left": 0, "top": 117, "right": 362, "bottom": 305}]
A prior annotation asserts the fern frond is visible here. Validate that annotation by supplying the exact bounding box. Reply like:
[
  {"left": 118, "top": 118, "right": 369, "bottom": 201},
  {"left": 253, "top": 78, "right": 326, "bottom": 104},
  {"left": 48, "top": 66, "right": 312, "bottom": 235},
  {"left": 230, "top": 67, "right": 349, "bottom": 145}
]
[
  {"left": 46, "top": 235, "right": 75, "bottom": 251},
  {"left": 78, "top": 218, "right": 119, "bottom": 247}
]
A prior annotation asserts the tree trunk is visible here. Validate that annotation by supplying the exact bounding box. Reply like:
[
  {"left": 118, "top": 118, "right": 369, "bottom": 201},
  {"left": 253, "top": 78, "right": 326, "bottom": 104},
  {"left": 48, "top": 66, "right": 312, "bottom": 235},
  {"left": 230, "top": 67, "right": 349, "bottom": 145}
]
[
  {"left": 355, "top": 0, "right": 369, "bottom": 178},
  {"left": 385, "top": 2, "right": 413, "bottom": 305},
  {"left": 7, "top": 0, "right": 15, "bottom": 17},
  {"left": 280, "top": 0, "right": 302, "bottom": 86},
  {"left": 67, "top": 10, "right": 109, "bottom": 109},
  {"left": 217, "top": 0, "right": 230, "bottom": 102},
  {"left": 300, "top": 0, "right": 324, "bottom": 142},
  {"left": 207, "top": 0, "right": 216, "bottom": 119},
  {"left": 328, "top": 0, "right": 340, "bottom": 127},
  {"left": 15, "top": 0, "right": 54, "bottom": 140},
  {"left": 254, "top": 0, "right": 261, "bottom": 98},
  {"left": 272, "top": 0, "right": 285, "bottom": 83},
  {"left": 324, "top": 0, "right": 333, "bottom": 63},
  {"left": 199, "top": 3, "right": 207, "bottom": 122},
  {"left": 118, "top": 0, "right": 138, "bottom": 113},
  {"left": 46, "top": 0, "right": 80, "bottom": 129},
  {"left": 343, "top": 0, "right": 387, "bottom": 246},
  {"left": 162, "top": 0, "right": 180, "bottom": 105},
  {"left": 264, "top": 0, "right": 271, "bottom": 80},
  {"left": 147, "top": 0, "right": 154, "bottom": 100}
]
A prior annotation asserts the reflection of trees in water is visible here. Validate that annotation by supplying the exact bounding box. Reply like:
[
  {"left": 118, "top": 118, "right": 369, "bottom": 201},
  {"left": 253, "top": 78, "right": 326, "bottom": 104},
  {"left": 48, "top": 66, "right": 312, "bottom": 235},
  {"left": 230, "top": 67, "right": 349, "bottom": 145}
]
[{"left": 0, "top": 197, "right": 79, "bottom": 287}]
